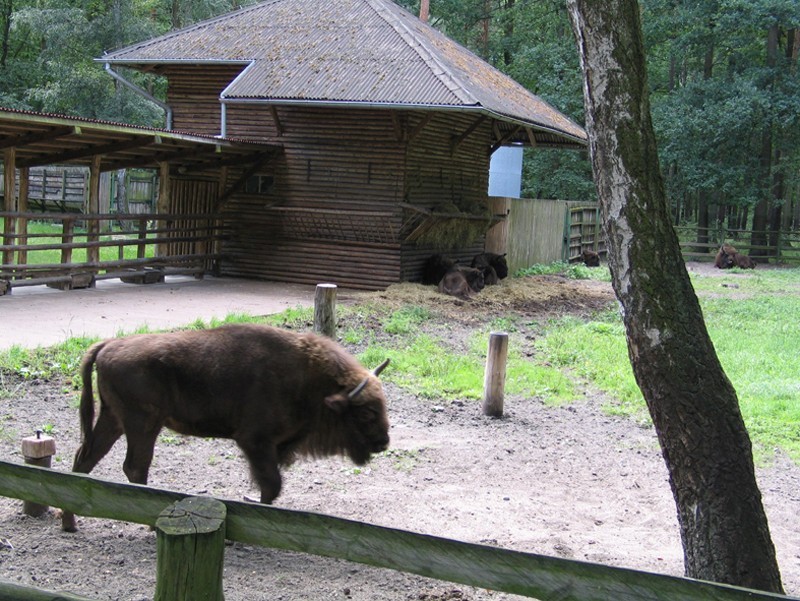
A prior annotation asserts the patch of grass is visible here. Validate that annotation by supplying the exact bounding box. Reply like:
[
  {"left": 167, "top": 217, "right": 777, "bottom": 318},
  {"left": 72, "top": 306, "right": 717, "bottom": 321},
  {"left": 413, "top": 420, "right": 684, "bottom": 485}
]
[
  {"left": 515, "top": 261, "right": 611, "bottom": 281},
  {"left": 384, "top": 306, "right": 431, "bottom": 335}
]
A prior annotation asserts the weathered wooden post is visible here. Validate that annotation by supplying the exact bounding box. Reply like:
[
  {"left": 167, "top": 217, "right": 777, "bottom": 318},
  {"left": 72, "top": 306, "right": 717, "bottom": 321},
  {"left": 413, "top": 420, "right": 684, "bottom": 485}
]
[
  {"left": 482, "top": 332, "right": 508, "bottom": 417},
  {"left": 314, "top": 283, "right": 337, "bottom": 338},
  {"left": 154, "top": 496, "right": 226, "bottom": 601},
  {"left": 21, "top": 430, "right": 56, "bottom": 517}
]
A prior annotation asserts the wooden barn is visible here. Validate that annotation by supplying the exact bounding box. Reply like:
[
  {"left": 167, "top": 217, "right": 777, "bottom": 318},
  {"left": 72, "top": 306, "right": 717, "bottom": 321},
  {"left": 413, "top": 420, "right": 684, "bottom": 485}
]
[{"left": 96, "top": 0, "right": 586, "bottom": 289}]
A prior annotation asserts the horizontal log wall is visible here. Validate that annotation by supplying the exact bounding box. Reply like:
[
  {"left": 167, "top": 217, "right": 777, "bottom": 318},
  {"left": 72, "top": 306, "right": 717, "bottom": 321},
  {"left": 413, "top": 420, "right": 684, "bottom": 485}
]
[{"left": 164, "top": 70, "right": 498, "bottom": 289}]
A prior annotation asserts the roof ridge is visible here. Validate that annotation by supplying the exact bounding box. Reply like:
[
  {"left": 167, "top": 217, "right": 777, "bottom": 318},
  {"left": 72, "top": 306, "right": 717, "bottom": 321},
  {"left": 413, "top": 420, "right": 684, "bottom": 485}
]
[{"left": 363, "top": 0, "right": 478, "bottom": 106}]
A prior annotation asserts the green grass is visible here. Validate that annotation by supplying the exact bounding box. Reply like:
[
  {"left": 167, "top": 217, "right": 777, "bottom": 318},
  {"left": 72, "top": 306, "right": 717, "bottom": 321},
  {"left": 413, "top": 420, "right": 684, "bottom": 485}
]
[{"left": 534, "top": 267, "right": 800, "bottom": 461}]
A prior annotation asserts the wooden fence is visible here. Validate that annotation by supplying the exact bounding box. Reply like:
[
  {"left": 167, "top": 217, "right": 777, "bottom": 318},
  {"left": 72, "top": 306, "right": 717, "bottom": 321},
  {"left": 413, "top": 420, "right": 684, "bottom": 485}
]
[
  {"left": 0, "top": 165, "right": 157, "bottom": 214},
  {"left": 0, "top": 211, "right": 224, "bottom": 293},
  {"left": 676, "top": 225, "right": 800, "bottom": 264},
  {"left": 0, "top": 460, "right": 795, "bottom": 601}
]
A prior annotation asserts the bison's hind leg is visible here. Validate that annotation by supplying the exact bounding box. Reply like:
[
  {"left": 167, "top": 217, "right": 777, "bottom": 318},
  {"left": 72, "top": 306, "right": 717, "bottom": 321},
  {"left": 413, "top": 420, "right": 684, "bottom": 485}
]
[
  {"left": 63, "top": 409, "right": 123, "bottom": 532},
  {"left": 236, "top": 437, "right": 283, "bottom": 504},
  {"left": 122, "top": 424, "right": 161, "bottom": 485}
]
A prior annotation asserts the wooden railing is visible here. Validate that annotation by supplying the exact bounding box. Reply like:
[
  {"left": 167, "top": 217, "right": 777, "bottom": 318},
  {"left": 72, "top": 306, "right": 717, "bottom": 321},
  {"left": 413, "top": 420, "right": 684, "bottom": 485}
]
[
  {"left": 0, "top": 211, "right": 226, "bottom": 292},
  {"left": 676, "top": 226, "right": 800, "bottom": 264},
  {"left": 0, "top": 460, "right": 793, "bottom": 601}
]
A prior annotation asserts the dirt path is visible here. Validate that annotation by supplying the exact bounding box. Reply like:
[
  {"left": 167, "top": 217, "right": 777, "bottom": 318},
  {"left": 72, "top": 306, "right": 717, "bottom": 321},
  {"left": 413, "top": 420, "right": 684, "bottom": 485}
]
[{"left": 0, "top": 267, "right": 797, "bottom": 600}]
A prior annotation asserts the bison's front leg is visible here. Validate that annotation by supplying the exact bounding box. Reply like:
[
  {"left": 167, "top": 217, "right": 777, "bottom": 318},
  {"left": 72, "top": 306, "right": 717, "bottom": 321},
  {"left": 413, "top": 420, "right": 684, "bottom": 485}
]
[{"left": 236, "top": 437, "right": 283, "bottom": 504}]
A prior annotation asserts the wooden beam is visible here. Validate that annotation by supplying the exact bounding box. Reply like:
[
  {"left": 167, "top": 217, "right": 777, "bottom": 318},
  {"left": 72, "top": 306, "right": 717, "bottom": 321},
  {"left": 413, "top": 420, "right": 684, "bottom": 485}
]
[
  {"left": 450, "top": 116, "right": 487, "bottom": 155},
  {"left": 489, "top": 126, "right": 522, "bottom": 155},
  {"left": 0, "top": 126, "right": 77, "bottom": 150},
  {"left": 87, "top": 155, "right": 102, "bottom": 264},
  {"left": 407, "top": 113, "right": 434, "bottom": 144},
  {"left": 17, "top": 135, "right": 162, "bottom": 168},
  {"left": 3, "top": 148, "right": 16, "bottom": 265},
  {"left": 214, "top": 151, "right": 278, "bottom": 213},
  {"left": 16, "top": 167, "right": 29, "bottom": 266},
  {"left": 269, "top": 105, "right": 284, "bottom": 136},
  {"left": 0, "top": 461, "right": 789, "bottom": 601},
  {"left": 526, "top": 127, "right": 538, "bottom": 148},
  {"left": 157, "top": 161, "right": 171, "bottom": 257}
]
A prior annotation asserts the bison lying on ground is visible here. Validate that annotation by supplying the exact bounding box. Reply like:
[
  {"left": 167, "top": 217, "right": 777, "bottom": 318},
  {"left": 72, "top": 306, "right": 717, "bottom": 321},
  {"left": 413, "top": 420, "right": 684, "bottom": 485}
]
[
  {"left": 581, "top": 250, "right": 601, "bottom": 267},
  {"left": 438, "top": 265, "right": 485, "bottom": 300},
  {"left": 714, "top": 244, "right": 756, "bottom": 270},
  {"left": 61, "top": 324, "right": 390, "bottom": 532},
  {"left": 471, "top": 252, "right": 508, "bottom": 281},
  {"left": 422, "top": 254, "right": 457, "bottom": 285}
]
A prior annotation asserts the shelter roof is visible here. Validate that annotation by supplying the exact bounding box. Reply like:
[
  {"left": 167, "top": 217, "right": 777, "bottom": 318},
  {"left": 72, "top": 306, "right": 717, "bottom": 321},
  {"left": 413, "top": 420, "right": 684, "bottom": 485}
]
[
  {"left": 100, "top": 0, "right": 586, "bottom": 149},
  {"left": 0, "top": 108, "right": 280, "bottom": 172}
]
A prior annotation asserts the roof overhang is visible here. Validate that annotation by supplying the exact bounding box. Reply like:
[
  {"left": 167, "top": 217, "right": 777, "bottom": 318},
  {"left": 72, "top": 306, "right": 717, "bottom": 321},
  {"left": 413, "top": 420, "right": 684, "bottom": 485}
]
[{"left": 0, "top": 108, "right": 281, "bottom": 172}]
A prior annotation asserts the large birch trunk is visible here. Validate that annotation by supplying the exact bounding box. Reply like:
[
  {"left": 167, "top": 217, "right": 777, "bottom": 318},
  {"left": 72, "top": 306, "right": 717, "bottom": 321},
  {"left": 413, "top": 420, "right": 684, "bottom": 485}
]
[{"left": 566, "top": 0, "right": 784, "bottom": 592}]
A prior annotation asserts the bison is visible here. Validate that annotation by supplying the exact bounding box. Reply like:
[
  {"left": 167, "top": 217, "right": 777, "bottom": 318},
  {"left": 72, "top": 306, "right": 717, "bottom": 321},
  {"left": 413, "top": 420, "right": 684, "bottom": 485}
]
[
  {"left": 471, "top": 252, "right": 508, "bottom": 280},
  {"left": 61, "top": 324, "right": 390, "bottom": 532},
  {"left": 581, "top": 250, "right": 601, "bottom": 267},
  {"left": 714, "top": 244, "right": 756, "bottom": 270},
  {"left": 437, "top": 266, "right": 484, "bottom": 300},
  {"left": 422, "top": 254, "right": 457, "bottom": 285}
]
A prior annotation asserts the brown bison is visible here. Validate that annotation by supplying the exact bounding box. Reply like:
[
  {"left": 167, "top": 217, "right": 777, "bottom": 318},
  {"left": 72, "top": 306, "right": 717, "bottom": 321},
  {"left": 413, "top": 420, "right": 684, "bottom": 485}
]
[
  {"left": 437, "top": 266, "right": 484, "bottom": 300},
  {"left": 422, "top": 254, "right": 457, "bottom": 285},
  {"left": 471, "top": 252, "right": 508, "bottom": 280},
  {"left": 714, "top": 244, "right": 756, "bottom": 270},
  {"left": 581, "top": 250, "right": 601, "bottom": 267},
  {"left": 61, "top": 324, "right": 390, "bottom": 532}
]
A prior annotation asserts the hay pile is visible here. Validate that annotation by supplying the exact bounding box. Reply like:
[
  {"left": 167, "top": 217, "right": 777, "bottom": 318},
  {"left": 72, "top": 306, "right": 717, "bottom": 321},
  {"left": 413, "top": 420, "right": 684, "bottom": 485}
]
[{"left": 351, "top": 276, "right": 616, "bottom": 323}]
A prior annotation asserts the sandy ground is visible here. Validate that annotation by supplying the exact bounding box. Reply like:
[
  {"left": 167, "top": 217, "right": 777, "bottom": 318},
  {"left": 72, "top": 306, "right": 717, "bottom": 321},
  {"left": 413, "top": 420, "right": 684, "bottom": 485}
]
[
  {"left": 0, "top": 266, "right": 798, "bottom": 600},
  {"left": 0, "top": 276, "right": 326, "bottom": 350}
]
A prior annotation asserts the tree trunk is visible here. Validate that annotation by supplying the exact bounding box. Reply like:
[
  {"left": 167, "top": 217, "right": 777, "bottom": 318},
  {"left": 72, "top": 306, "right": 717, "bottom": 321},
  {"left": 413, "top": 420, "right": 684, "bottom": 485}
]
[
  {"left": 0, "top": 0, "right": 11, "bottom": 68},
  {"left": 566, "top": 0, "right": 784, "bottom": 593}
]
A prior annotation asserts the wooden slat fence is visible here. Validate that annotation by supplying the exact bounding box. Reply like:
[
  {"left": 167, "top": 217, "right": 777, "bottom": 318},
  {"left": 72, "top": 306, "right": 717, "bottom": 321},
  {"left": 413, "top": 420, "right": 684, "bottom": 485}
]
[
  {"left": 676, "top": 226, "right": 800, "bottom": 264},
  {"left": 0, "top": 211, "right": 224, "bottom": 293},
  {"left": 0, "top": 460, "right": 796, "bottom": 601}
]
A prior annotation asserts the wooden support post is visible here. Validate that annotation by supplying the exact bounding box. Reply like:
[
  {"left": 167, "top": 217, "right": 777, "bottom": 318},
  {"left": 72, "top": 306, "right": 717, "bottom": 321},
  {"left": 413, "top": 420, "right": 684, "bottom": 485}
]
[
  {"left": 17, "top": 167, "right": 29, "bottom": 266},
  {"left": 154, "top": 496, "right": 226, "bottom": 601},
  {"left": 87, "top": 155, "right": 101, "bottom": 267},
  {"left": 314, "top": 283, "right": 337, "bottom": 338},
  {"left": 156, "top": 162, "right": 171, "bottom": 258},
  {"left": 21, "top": 430, "right": 56, "bottom": 517},
  {"left": 482, "top": 332, "right": 508, "bottom": 417},
  {"left": 3, "top": 148, "right": 17, "bottom": 266}
]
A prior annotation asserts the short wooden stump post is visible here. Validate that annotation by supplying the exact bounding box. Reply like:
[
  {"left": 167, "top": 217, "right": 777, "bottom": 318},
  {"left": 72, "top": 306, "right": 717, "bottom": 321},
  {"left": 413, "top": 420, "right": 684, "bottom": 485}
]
[
  {"left": 154, "top": 496, "right": 227, "bottom": 601},
  {"left": 21, "top": 430, "right": 56, "bottom": 517},
  {"left": 314, "top": 283, "right": 337, "bottom": 338},
  {"left": 482, "top": 332, "right": 508, "bottom": 417}
]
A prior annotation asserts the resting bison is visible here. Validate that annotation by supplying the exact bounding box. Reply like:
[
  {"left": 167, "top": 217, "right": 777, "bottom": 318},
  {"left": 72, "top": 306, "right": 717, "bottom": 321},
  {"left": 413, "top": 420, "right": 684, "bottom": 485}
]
[
  {"left": 422, "top": 254, "right": 457, "bottom": 285},
  {"left": 61, "top": 324, "right": 390, "bottom": 532},
  {"left": 714, "top": 244, "right": 756, "bottom": 270},
  {"left": 438, "top": 266, "right": 484, "bottom": 300},
  {"left": 581, "top": 250, "right": 601, "bottom": 267},
  {"left": 471, "top": 252, "right": 508, "bottom": 280}
]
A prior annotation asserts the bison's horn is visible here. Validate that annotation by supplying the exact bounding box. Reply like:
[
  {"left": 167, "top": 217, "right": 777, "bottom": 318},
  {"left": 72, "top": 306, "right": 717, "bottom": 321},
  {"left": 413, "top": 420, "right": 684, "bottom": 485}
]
[
  {"left": 348, "top": 359, "right": 391, "bottom": 400},
  {"left": 372, "top": 358, "right": 390, "bottom": 377}
]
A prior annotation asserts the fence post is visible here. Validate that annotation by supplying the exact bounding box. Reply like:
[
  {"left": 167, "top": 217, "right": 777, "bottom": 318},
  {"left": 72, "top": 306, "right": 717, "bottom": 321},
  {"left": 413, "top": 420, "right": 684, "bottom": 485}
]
[
  {"left": 482, "top": 332, "right": 508, "bottom": 417},
  {"left": 21, "top": 430, "right": 56, "bottom": 517},
  {"left": 154, "top": 496, "right": 226, "bottom": 601},
  {"left": 314, "top": 283, "right": 337, "bottom": 338}
]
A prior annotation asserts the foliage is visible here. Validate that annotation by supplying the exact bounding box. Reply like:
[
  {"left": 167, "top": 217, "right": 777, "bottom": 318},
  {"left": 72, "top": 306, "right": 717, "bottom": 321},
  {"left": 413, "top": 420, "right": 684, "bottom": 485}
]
[{"left": 514, "top": 261, "right": 610, "bottom": 281}]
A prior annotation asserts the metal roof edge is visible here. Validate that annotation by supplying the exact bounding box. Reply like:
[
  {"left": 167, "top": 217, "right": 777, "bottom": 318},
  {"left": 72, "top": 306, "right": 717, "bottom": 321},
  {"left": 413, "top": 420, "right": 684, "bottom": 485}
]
[{"left": 95, "top": 58, "right": 252, "bottom": 66}]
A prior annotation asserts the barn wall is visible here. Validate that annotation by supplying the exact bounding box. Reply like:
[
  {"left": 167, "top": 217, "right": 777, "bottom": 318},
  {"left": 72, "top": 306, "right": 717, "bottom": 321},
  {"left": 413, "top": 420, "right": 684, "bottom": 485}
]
[{"left": 164, "top": 72, "right": 497, "bottom": 288}]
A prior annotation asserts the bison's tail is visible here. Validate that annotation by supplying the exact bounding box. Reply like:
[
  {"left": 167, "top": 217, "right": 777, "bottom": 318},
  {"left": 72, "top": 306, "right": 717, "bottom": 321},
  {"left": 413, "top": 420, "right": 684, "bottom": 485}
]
[{"left": 76, "top": 342, "right": 105, "bottom": 461}]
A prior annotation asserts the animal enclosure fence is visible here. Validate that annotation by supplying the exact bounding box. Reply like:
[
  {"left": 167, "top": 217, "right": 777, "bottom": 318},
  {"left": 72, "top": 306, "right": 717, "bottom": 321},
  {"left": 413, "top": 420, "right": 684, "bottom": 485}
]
[
  {"left": 676, "top": 225, "right": 800, "bottom": 264},
  {"left": 0, "top": 211, "right": 224, "bottom": 294},
  {"left": 0, "top": 165, "right": 157, "bottom": 215},
  {"left": 0, "top": 460, "right": 793, "bottom": 601}
]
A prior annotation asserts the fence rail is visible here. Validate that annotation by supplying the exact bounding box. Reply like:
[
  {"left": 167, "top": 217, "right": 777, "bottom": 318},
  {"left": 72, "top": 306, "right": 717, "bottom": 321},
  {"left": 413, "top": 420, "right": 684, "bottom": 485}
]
[
  {"left": 0, "top": 211, "right": 224, "bottom": 292},
  {"left": 676, "top": 225, "right": 800, "bottom": 264},
  {"left": 0, "top": 461, "right": 795, "bottom": 601}
]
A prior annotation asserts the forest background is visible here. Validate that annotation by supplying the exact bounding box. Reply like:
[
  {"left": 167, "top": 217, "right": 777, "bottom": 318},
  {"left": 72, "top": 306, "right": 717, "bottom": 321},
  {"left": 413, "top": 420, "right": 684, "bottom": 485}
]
[{"left": 1, "top": 0, "right": 799, "bottom": 248}]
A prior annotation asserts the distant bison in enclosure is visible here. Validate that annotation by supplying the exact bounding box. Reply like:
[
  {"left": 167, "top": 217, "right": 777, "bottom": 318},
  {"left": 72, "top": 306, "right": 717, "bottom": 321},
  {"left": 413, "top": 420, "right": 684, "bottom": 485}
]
[
  {"left": 437, "top": 266, "right": 485, "bottom": 300},
  {"left": 422, "top": 254, "right": 457, "bottom": 285},
  {"left": 471, "top": 252, "right": 509, "bottom": 281},
  {"left": 61, "top": 324, "right": 390, "bottom": 532},
  {"left": 581, "top": 250, "right": 601, "bottom": 267},
  {"left": 714, "top": 244, "right": 756, "bottom": 270}
]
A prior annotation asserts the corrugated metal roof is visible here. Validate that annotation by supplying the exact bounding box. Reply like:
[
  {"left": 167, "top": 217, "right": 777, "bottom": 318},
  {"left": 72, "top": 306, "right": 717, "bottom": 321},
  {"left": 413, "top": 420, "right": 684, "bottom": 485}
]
[{"left": 101, "top": 0, "right": 586, "bottom": 147}]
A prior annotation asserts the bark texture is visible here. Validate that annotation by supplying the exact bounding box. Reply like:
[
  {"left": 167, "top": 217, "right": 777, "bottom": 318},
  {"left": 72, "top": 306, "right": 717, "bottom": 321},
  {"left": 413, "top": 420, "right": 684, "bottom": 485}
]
[{"left": 566, "top": 0, "right": 784, "bottom": 592}]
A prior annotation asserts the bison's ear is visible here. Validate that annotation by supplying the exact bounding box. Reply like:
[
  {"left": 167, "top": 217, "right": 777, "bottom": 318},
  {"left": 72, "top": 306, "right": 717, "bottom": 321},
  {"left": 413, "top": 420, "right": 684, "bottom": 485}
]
[{"left": 324, "top": 392, "right": 350, "bottom": 414}]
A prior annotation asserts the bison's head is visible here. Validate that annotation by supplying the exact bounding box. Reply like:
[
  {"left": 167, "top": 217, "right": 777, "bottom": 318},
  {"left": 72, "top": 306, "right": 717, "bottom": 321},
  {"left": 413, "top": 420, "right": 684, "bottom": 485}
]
[{"left": 324, "top": 360, "right": 390, "bottom": 465}]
